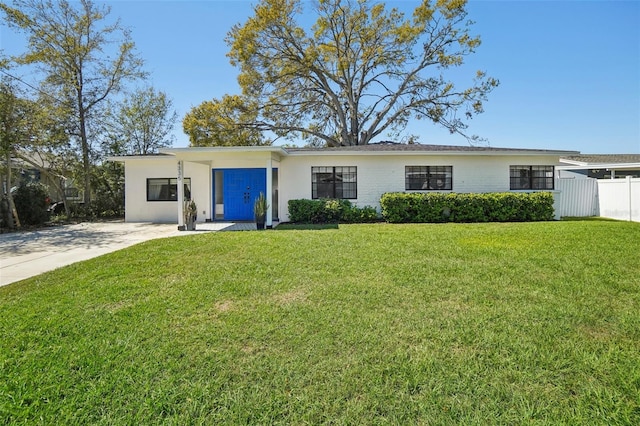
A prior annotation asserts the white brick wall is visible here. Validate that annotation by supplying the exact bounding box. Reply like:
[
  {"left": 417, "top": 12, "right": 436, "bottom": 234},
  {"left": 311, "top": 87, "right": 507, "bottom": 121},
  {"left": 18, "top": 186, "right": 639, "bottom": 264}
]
[
  {"left": 124, "top": 158, "right": 211, "bottom": 223},
  {"left": 121, "top": 151, "right": 560, "bottom": 223},
  {"left": 277, "top": 153, "right": 558, "bottom": 221}
]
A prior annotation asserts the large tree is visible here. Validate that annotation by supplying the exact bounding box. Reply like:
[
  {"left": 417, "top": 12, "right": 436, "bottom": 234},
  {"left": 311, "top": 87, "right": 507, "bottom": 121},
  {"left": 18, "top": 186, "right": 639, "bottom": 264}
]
[
  {"left": 183, "top": 94, "right": 269, "bottom": 147},
  {"left": 0, "top": 76, "right": 78, "bottom": 221},
  {"left": 223, "top": 0, "right": 498, "bottom": 147},
  {"left": 17, "top": 92, "right": 78, "bottom": 218},
  {"left": 0, "top": 80, "right": 28, "bottom": 228},
  {"left": 0, "top": 0, "right": 146, "bottom": 204},
  {"left": 104, "top": 86, "right": 177, "bottom": 155}
]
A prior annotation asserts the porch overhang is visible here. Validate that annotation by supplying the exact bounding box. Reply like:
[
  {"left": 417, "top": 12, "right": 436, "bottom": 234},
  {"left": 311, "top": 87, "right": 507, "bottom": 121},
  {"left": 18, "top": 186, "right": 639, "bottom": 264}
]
[
  {"left": 159, "top": 146, "right": 287, "bottom": 161},
  {"left": 158, "top": 147, "right": 283, "bottom": 228}
]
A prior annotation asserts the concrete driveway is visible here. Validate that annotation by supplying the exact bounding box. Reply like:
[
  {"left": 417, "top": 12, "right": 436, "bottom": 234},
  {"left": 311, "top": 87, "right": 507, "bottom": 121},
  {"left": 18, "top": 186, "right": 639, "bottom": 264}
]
[{"left": 0, "top": 221, "right": 187, "bottom": 287}]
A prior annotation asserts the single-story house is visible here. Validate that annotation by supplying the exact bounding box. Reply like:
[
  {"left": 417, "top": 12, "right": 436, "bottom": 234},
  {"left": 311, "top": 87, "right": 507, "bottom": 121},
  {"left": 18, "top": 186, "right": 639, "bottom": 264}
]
[
  {"left": 110, "top": 143, "right": 579, "bottom": 226},
  {"left": 2, "top": 152, "right": 82, "bottom": 204},
  {"left": 558, "top": 154, "right": 640, "bottom": 179}
]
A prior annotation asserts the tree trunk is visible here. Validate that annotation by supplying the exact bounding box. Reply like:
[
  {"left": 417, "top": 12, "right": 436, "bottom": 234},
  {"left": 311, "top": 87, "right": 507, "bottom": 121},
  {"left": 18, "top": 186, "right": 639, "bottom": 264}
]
[
  {"left": 78, "top": 103, "right": 91, "bottom": 206},
  {"left": 47, "top": 173, "right": 71, "bottom": 217},
  {"left": 4, "top": 150, "right": 20, "bottom": 229}
]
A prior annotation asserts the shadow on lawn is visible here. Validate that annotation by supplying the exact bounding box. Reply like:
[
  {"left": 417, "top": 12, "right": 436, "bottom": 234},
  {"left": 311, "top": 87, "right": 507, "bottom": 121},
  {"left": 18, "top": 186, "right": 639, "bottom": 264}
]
[
  {"left": 560, "top": 216, "right": 621, "bottom": 222},
  {"left": 275, "top": 223, "right": 340, "bottom": 231}
]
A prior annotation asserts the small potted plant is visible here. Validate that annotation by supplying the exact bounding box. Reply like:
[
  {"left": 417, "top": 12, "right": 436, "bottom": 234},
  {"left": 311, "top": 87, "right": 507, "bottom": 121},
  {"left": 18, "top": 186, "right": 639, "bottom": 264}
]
[
  {"left": 184, "top": 199, "right": 197, "bottom": 231},
  {"left": 253, "top": 192, "right": 269, "bottom": 230}
]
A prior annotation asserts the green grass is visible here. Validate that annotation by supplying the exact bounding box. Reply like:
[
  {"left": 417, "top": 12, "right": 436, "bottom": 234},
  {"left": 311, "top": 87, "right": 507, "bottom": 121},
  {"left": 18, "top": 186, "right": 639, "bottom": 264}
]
[{"left": 1, "top": 221, "right": 639, "bottom": 424}]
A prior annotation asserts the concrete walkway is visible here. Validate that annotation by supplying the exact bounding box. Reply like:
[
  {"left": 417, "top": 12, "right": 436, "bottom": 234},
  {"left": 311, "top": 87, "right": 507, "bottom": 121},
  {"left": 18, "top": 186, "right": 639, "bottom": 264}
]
[{"left": 0, "top": 221, "right": 254, "bottom": 287}]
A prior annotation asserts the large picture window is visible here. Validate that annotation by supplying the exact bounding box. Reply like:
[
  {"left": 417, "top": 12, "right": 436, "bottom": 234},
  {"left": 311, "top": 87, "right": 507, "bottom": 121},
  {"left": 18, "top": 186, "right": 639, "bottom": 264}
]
[
  {"left": 510, "top": 166, "right": 554, "bottom": 190},
  {"left": 147, "top": 178, "right": 191, "bottom": 201},
  {"left": 405, "top": 166, "right": 453, "bottom": 190},
  {"left": 312, "top": 166, "right": 357, "bottom": 199}
]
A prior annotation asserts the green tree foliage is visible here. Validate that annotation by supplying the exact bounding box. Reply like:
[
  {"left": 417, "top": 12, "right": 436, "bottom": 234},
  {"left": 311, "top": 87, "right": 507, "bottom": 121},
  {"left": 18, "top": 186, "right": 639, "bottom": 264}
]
[
  {"left": 0, "top": 77, "right": 78, "bottom": 219},
  {"left": 225, "top": 0, "right": 498, "bottom": 146},
  {"left": 104, "top": 87, "right": 177, "bottom": 155},
  {"left": 183, "top": 94, "right": 270, "bottom": 147},
  {"left": 0, "top": 79, "right": 30, "bottom": 228},
  {"left": 85, "top": 161, "right": 124, "bottom": 218},
  {"left": 13, "top": 182, "right": 49, "bottom": 226},
  {"left": 0, "top": 0, "right": 146, "bottom": 204}
]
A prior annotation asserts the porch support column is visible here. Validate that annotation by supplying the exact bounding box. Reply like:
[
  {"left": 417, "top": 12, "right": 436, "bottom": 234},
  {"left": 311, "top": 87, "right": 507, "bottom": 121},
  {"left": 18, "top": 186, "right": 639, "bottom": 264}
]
[
  {"left": 177, "top": 160, "right": 185, "bottom": 229},
  {"left": 266, "top": 156, "right": 273, "bottom": 227}
]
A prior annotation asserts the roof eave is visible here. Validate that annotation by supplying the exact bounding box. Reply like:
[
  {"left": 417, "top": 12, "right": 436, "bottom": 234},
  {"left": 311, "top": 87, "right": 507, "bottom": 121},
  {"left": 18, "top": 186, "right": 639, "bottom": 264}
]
[
  {"left": 285, "top": 149, "right": 578, "bottom": 157},
  {"left": 159, "top": 146, "right": 288, "bottom": 155},
  {"left": 557, "top": 163, "right": 640, "bottom": 170},
  {"left": 107, "top": 154, "right": 174, "bottom": 162}
]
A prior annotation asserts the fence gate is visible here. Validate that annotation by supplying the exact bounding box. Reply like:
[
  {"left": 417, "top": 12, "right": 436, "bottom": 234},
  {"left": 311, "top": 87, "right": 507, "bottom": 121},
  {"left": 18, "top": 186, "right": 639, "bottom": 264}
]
[{"left": 555, "top": 178, "right": 599, "bottom": 217}]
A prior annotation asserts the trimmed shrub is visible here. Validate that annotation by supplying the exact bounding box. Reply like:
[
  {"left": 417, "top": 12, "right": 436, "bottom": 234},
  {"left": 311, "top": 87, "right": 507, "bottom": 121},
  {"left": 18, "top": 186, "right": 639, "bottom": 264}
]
[
  {"left": 288, "top": 199, "right": 326, "bottom": 223},
  {"left": 13, "top": 183, "right": 50, "bottom": 226},
  {"left": 288, "top": 199, "right": 379, "bottom": 224},
  {"left": 380, "top": 192, "right": 555, "bottom": 223},
  {"left": 342, "top": 204, "right": 378, "bottom": 223}
]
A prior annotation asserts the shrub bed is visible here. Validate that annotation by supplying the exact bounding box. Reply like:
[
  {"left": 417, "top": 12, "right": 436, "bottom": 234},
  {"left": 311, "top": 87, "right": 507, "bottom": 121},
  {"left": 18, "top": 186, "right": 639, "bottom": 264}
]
[
  {"left": 380, "top": 192, "right": 555, "bottom": 223},
  {"left": 288, "top": 199, "right": 378, "bottom": 223}
]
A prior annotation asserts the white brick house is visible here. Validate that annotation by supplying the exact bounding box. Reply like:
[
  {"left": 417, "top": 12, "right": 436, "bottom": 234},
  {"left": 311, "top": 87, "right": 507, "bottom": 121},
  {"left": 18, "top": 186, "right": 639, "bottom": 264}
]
[{"left": 111, "top": 143, "right": 577, "bottom": 226}]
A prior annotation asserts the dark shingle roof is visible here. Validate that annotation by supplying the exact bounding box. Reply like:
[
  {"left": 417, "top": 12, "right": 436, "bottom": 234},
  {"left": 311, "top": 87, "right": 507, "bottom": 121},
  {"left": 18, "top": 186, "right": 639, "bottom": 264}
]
[
  {"left": 286, "top": 142, "right": 575, "bottom": 155},
  {"left": 561, "top": 154, "right": 640, "bottom": 165}
]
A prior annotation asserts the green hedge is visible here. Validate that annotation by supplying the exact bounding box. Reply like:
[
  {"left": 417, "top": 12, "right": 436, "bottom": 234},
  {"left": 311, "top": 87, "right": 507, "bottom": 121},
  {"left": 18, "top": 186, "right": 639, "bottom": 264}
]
[
  {"left": 380, "top": 192, "right": 555, "bottom": 223},
  {"left": 288, "top": 199, "right": 378, "bottom": 224},
  {"left": 13, "top": 183, "right": 50, "bottom": 226}
]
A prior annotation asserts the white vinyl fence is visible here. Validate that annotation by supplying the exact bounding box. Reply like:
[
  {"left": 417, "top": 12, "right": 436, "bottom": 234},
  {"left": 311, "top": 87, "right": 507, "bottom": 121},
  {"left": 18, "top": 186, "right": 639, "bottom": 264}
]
[
  {"left": 555, "top": 176, "right": 640, "bottom": 222},
  {"left": 597, "top": 176, "right": 640, "bottom": 222}
]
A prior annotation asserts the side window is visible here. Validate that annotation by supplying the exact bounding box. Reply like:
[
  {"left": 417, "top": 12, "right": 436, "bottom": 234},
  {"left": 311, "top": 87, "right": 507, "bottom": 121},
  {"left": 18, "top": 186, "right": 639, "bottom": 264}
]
[
  {"left": 510, "top": 166, "right": 554, "bottom": 190},
  {"left": 147, "top": 178, "right": 191, "bottom": 201},
  {"left": 405, "top": 166, "right": 453, "bottom": 190},
  {"left": 311, "top": 167, "right": 357, "bottom": 199}
]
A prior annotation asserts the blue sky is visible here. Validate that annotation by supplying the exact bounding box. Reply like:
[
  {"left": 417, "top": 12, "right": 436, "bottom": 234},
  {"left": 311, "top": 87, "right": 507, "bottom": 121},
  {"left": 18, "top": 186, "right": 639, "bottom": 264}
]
[{"left": 2, "top": 0, "right": 639, "bottom": 153}]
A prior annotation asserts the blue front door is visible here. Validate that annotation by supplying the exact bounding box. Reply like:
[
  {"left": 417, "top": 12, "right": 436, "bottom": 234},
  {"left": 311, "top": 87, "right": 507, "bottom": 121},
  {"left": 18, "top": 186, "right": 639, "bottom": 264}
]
[{"left": 220, "top": 169, "right": 266, "bottom": 220}]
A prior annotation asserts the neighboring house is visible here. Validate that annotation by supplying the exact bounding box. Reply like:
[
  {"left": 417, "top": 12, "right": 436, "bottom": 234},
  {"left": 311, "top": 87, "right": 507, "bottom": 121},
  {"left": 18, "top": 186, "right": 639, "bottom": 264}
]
[
  {"left": 558, "top": 154, "right": 640, "bottom": 179},
  {"left": 555, "top": 154, "right": 640, "bottom": 222},
  {"left": 1, "top": 153, "right": 82, "bottom": 204},
  {"left": 111, "top": 143, "right": 577, "bottom": 226}
]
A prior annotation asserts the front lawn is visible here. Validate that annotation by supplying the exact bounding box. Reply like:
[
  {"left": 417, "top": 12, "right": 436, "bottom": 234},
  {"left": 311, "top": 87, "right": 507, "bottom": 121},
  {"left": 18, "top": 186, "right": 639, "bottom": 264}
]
[{"left": 1, "top": 221, "right": 639, "bottom": 424}]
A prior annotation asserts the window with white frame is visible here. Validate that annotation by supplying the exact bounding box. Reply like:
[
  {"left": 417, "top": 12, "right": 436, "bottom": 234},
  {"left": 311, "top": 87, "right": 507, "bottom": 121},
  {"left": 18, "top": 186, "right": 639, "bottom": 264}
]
[
  {"left": 405, "top": 166, "right": 453, "bottom": 190},
  {"left": 147, "top": 178, "right": 191, "bottom": 201},
  {"left": 509, "top": 166, "right": 554, "bottom": 190},
  {"left": 311, "top": 166, "right": 357, "bottom": 199}
]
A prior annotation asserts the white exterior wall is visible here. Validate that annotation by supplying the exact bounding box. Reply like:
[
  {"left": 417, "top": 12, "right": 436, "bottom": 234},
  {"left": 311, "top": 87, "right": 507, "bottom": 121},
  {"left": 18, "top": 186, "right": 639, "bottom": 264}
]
[
  {"left": 209, "top": 157, "right": 279, "bottom": 170},
  {"left": 278, "top": 153, "right": 558, "bottom": 222},
  {"left": 558, "top": 169, "right": 590, "bottom": 179},
  {"left": 123, "top": 153, "right": 282, "bottom": 223},
  {"left": 124, "top": 158, "right": 211, "bottom": 223}
]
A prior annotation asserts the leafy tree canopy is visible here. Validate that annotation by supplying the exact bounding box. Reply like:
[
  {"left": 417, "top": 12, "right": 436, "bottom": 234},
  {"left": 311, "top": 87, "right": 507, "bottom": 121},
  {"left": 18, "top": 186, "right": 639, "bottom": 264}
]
[
  {"left": 183, "top": 94, "right": 270, "bottom": 147},
  {"left": 104, "top": 87, "right": 178, "bottom": 155},
  {"left": 0, "top": 0, "right": 146, "bottom": 203},
  {"left": 214, "top": 0, "right": 499, "bottom": 147}
]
